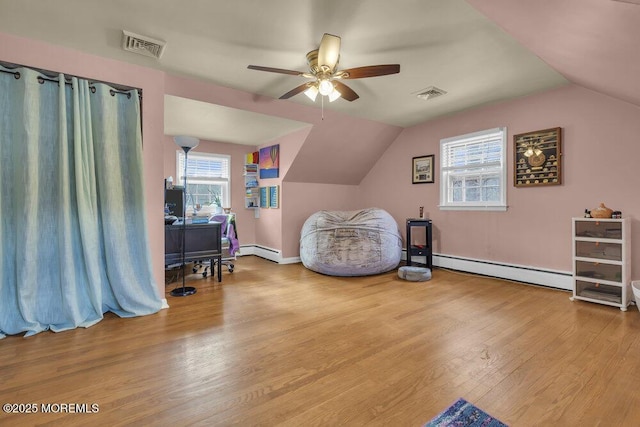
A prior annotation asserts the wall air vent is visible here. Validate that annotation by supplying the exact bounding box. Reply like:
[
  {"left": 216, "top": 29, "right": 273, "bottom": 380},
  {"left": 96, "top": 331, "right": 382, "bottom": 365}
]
[
  {"left": 122, "top": 30, "right": 166, "bottom": 59},
  {"left": 415, "top": 86, "right": 447, "bottom": 100}
]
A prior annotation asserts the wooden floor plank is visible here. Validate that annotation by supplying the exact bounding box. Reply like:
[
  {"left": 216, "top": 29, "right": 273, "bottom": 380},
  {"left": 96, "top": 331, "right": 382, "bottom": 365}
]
[{"left": 1, "top": 256, "right": 639, "bottom": 426}]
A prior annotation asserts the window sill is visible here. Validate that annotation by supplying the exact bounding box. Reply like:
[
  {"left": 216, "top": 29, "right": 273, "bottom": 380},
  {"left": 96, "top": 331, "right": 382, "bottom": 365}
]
[{"left": 438, "top": 205, "right": 508, "bottom": 212}]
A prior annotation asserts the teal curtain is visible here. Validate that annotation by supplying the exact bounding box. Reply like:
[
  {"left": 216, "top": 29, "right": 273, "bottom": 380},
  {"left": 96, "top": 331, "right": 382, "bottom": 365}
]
[{"left": 0, "top": 66, "right": 162, "bottom": 338}]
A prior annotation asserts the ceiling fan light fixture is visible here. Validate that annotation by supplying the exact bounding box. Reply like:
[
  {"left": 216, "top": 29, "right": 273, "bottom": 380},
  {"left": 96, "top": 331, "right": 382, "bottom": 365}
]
[
  {"left": 318, "top": 79, "right": 334, "bottom": 96},
  {"left": 328, "top": 88, "right": 341, "bottom": 102},
  {"left": 304, "top": 84, "right": 319, "bottom": 101},
  {"left": 248, "top": 33, "right": 399, "bottom": 105}
]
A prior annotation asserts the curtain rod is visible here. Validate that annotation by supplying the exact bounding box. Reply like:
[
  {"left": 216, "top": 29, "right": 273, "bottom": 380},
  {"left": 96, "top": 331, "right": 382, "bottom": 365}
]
[
  {"left": 0, "top": 60, "right": 142, "bottom": 100},
  {"left": 0, "top": 67, "right": 20, "bottom": 79},
  {"left": 35, "top": 75, "right": 134, "bottom": 98}
]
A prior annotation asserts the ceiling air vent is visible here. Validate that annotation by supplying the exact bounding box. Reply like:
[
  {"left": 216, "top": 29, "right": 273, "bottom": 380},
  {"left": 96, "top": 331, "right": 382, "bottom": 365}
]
[
  {"left": 416, "top": 86, "right": 447, "bottom": 100},
  {"left": 122, "top": 30, "right": 166, "bottom": 59}
]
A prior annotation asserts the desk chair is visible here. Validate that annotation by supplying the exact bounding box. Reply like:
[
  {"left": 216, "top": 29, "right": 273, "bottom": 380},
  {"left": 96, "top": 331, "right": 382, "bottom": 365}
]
[{"left": 193, "top": 213, "right": 238, "bottom": 277}]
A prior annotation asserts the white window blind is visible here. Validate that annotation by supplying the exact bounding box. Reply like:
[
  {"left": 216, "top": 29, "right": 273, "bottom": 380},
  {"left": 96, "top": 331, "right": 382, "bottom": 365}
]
[
  {"left": 178, "top": 152, "right": 229, "bottom": 181},
  {"left": 439, "top": 127, "right": 507, "bottom": 211},
  {"left": 176, "top": 151, "right": 231, "bottom": 208}
]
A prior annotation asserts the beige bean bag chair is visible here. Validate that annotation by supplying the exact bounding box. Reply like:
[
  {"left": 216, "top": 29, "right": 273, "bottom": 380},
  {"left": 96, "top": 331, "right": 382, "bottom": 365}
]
[{"left": 300, "top": 208, "right": 402, "bottom": 276}]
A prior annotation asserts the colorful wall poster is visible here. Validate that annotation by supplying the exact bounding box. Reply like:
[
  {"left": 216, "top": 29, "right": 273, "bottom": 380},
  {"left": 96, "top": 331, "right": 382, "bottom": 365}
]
[{"left": 259, "top": 144, "right": 279, "bottom": 179}]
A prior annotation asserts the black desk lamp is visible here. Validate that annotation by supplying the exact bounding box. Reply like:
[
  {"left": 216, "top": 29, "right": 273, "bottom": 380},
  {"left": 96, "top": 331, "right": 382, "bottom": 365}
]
[{"left": 171, "top": 135, "right": 199, "bottom": 297}]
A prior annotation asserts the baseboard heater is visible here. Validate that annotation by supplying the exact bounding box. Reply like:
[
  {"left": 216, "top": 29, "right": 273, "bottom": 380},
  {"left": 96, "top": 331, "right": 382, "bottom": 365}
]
[
  {"left": 238, "top": 244, "right": 300, "bottom": 265},
  {"left": 236, "top": 246, "right": 572, "bottom": 290},
  {"left": 404, "top": 251, "right": 572, "bottom": 291}
]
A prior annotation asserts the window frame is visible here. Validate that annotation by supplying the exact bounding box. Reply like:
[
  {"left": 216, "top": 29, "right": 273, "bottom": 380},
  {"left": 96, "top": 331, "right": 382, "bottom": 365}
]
[
  {"left": 439, "top": 127, "right": 507, "bottom": 211},
  {"left": 176, "top": 150, "right": 231, "bottom": 208}
]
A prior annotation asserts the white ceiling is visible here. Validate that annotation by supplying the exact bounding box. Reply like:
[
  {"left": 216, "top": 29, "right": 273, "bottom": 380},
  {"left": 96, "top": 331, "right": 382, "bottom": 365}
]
[
  {"left": 164, "top": 95, "right": 311, "bottom": 145},
  {"left": 0, "top": 0, "right": 569, "bottom": 143}
]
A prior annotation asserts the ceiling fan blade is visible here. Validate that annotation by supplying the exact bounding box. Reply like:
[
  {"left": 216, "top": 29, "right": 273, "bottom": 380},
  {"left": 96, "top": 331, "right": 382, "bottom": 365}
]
[
  {"left": 279, "top": 83, "right": 311, "bottom": 99},
  {"left": 317, "top": 33, "right": 341, "bottom": 72},
  {"left": 333, "top": 81, "right": 359, "bottom": 102},
  {"left": 339, "top": 64, "right": 400, "bottom": 79},
  {"left": 248, "top": 65, "right": 304, "bottom": 76}
]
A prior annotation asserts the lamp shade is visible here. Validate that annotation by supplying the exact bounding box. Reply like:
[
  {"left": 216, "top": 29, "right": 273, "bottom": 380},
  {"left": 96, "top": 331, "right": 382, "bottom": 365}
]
[
  {"left": 328, "top": 88, "right": 341, "bottom": 102},
  {"left": 304, "top": 85, "right": 319, "bottom": 101},
  {"left": 173, "top": 135, "right": 199, "bottom": 150},
  {"left": 318, "top": 79, "right": 334, "bottom": 96}
]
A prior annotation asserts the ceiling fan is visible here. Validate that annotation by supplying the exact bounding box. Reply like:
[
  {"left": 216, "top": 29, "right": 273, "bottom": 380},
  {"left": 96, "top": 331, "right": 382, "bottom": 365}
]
[{"left": 248, "top": 33, "right": 400, "bottom": 103}]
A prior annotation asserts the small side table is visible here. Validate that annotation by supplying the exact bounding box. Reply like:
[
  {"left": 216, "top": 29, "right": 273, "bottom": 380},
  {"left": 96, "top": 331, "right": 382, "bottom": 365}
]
[{"left": 406, "top": 218, "right": 433, "bottom": 268}]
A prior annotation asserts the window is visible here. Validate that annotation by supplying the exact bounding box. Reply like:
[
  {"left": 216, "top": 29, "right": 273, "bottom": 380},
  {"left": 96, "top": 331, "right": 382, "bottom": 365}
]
[
  {"left": 439, "top": 127, "right": 507, "bottom": 211},
  {"left": 176, "top": 151, "right": 231, "bottom": 209}
]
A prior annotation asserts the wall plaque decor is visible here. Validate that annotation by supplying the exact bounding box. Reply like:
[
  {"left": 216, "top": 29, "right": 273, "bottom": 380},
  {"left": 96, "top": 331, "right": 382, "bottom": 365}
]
[
  {"left": 514, "top": 127, "right": 562, "bottom": 187},
  {"left": 412, "top": 154, "right": 434, "bottom": 184},
  {"left": 269, "top": 185, "right": 279, "bottom": 209},
  {"left": 259, "top": 186, "right": 269, "bottom": 208}
]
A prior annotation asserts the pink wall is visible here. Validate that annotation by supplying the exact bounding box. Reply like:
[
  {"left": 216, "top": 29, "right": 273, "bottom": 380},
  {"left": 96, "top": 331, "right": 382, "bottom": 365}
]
[
  {"left": 284, "top": 118, "right": 403, "bottom": 185},
  {"left": 254, "top": 127, "right": 366, "bottom": 259},
  {"left": 360, "top": 84, "right": 640, "bottom": 277},
  {"left": 254, "top": 127, "right": 310, "bottom": 253},
  {"left": 0, "top": 32, "right": 167, "bottom": 295},
  {"left": 162, "top": 135, "right": 258, "bottom": 245},
  {"left": 467, "top": 0, "right": 640, "bottom": 110}
]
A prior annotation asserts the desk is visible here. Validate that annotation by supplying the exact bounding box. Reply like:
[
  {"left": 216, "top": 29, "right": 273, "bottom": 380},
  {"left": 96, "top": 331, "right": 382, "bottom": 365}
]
[{"left": 165, "top": 222, "right": 223, "bottom": 282}]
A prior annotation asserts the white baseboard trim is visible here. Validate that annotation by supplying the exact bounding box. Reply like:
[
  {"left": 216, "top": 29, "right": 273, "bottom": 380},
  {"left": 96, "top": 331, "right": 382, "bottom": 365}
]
[
  {"left": 403, "top": 251, "right": 572, "bottom": 291},
  {"left": 235, "top": 247, "right": 571, "bottom": 289},
  {"left": 280, "top": 256, "right": 302, "bottom": 265},
  {"left": 237, "top": 244, "right": 301, "bottom": 264}
]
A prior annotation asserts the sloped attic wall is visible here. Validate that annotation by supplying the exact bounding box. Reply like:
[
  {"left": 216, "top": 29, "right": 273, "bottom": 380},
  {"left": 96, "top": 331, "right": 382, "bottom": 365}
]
[
  {"left": 283, "top": 115, "right": 403, "bottom": 185},
  {"left": 164, "top": 73, "right": 403, "bottom": 188}
]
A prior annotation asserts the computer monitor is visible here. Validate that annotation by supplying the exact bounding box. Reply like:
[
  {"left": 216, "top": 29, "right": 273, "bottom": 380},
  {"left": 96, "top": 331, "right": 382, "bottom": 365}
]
[{"left": 164, "top": 188, "right": 184, "bottom": 218}]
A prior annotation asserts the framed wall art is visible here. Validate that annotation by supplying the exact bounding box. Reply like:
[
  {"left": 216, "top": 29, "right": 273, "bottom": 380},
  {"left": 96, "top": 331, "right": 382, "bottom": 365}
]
[
  {"left": 259, "top": 186, "right": 269, "bottom": 208},
  {"left": 269, "top": 185, "right": 279, "bottom": 209},
  {"left": 412, "top": 155, "right": 434, "bottom": 184},
  {"left": 514, "top": 127, "right": 562, "bottom": 187},
  {"left": 259, "top": 144, "right": 279, "bottom": 179}
]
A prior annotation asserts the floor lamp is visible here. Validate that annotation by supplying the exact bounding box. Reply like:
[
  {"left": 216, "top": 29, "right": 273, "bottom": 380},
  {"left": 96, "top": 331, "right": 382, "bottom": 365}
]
[{"left": 171, "top": 135, "right": 199, "bottom": 297}]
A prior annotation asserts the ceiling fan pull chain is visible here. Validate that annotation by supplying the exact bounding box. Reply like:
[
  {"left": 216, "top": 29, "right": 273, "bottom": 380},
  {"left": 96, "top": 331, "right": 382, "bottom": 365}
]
[{"left": 322, "top": 95, "right": 325, "bottom": 120}]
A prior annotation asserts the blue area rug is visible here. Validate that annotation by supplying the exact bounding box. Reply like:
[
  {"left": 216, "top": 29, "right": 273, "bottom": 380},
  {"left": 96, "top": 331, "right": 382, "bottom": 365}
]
[{"left": 425, "top": 398, "right": 508, "bottom": 427}]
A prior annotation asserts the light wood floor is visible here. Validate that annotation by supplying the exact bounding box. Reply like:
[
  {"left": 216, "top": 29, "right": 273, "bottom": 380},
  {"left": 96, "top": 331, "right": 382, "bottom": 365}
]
[{"left": 2, "top": 256, "right": 640, "bottom": 426}]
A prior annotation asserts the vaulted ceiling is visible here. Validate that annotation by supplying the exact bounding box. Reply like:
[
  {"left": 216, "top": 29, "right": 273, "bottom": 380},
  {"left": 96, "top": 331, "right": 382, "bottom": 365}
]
[
  {"left": 0, "top": 0, "right": 637, "bottom": 146},
  {"left": 467, "top": 0, "right": 640, "bottom": 110}
]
